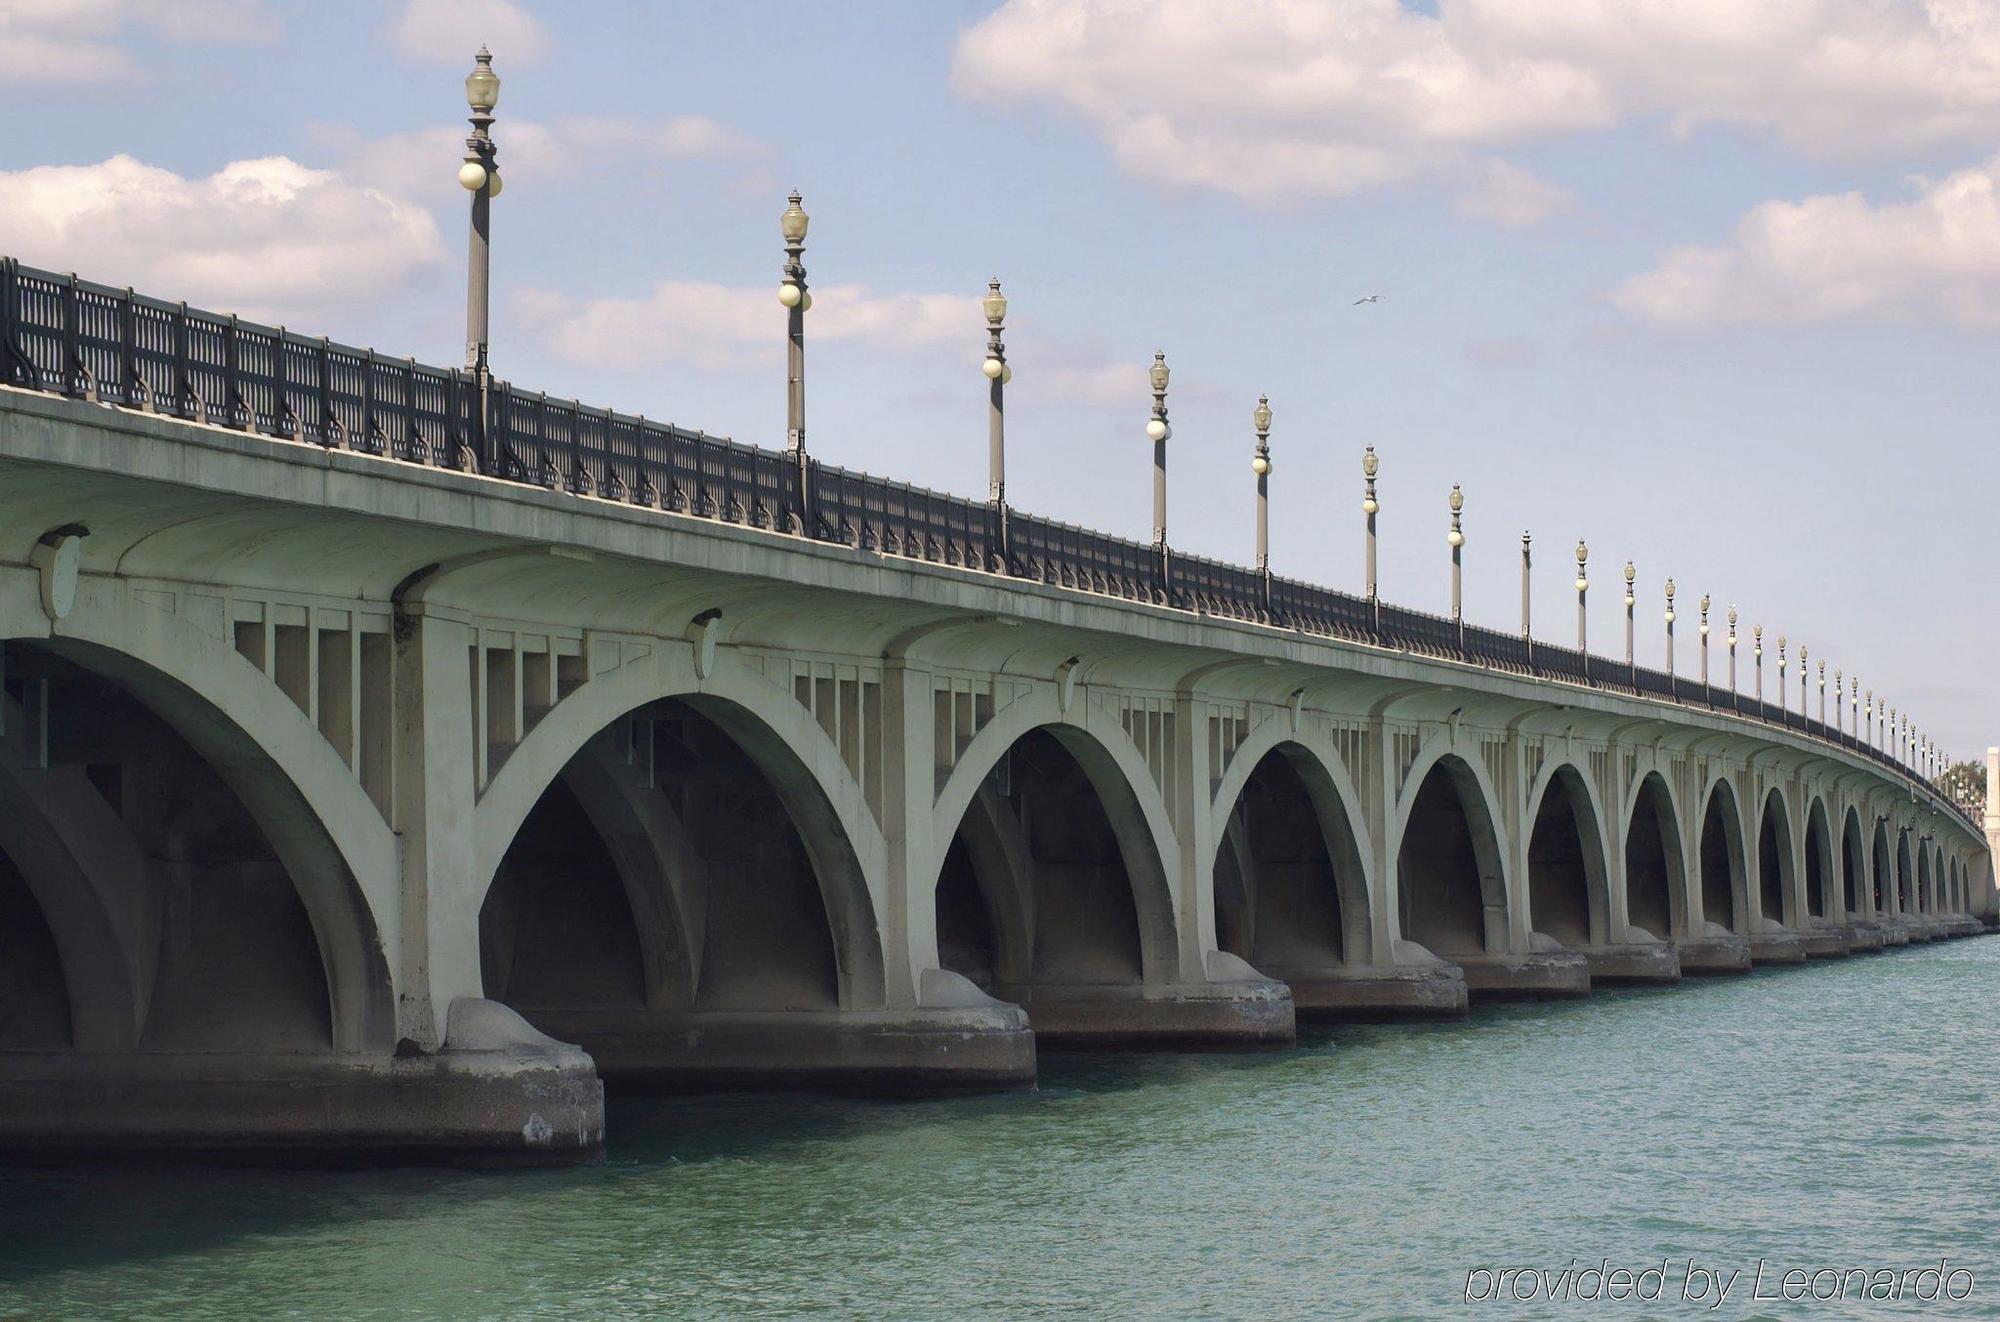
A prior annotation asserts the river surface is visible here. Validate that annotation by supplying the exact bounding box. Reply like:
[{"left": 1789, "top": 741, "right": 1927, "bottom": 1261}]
[{"left": 2, "top": 938, "right": 1996, "bottom": 1320}]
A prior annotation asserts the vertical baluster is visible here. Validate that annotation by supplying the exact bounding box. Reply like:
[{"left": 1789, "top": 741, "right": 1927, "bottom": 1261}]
[
  {"left": 318, "top": 337, "right": 337, "bottom": 447},
  {"left": 120, "top": 285, "right": 143, "bottom": 410}
]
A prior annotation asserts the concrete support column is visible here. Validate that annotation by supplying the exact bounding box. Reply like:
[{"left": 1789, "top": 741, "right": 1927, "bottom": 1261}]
[
  {"left": 1170, "top": 689, "right": 1219, "bottom": 977},
  {"left": 391, "top": 610, "right": 484, "bottom": 1048},
  {"left": 879, "top": 660, "right": 934, "bottom": 1009}
]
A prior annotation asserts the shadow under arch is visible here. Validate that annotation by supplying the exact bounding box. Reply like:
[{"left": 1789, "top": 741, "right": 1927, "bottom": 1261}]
[
  {"left": 1918, "top": 846, "right": 1934, "bottom": 915},
  {"left": 1624, "top": 770, "right": 1686, "bottom": 942},
  {"left": 1393, "top": 751, "right": 1510, "bottom": 957},
  {"left": 474, "top": 652, "right": 888, "bottom": 1011},
  {"left": 932, "top": 721, "right": 1182, "bottom": 995},
  {"left": 1872, "top": 820, "right": 1893, "bottom": 913},
  {"left": 7, "top": 636, "right": 395, "bottom": 1055},
  {"left": 483, "top": 690, "right": 886, "bottom": 1014},
  {"left": 1841, "top": 806, "right": 1867, "bottom": 918},
  {"left": 1757, "top": 788, "right": 1797, "bottom": 927},
  {"left": 1804, "top": 797, "right": 1834, "bottom": 921},
  {"left": 1896, "top": 830, "right": 1914, "bottom": 914},
  {"left": 1523, "top": 760, "right": 1611, "bottom": 949},
  {"left": 1210, "top": 739, "right": 1373, "bottom": 976},
  {"left": 1698, "top": 777, "right": 1749, "bottom": 933}
]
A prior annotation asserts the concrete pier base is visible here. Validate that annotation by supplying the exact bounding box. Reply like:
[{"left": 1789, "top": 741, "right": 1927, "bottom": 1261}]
[
  {"left": 1275, "top": 961, "right": 1469, "bottom": 1021},
  {"left": 1802, "top": 923, "right": 1854, "bottom": 958},
  {"left": 1846, "top": 921, "right": 1886, "bottom": 953},
  {"left": 1582, "top": 941, "right": 1682, "bottom": 985},
  {"left": 1007, "top": 972, "right": 1296, "bottom": 1048},
  {"left": 1944, "top": 916, "right": 1985, "bottom": 938},
  {"left": 1677, "top": 930, "right": 1753, "bottom": 974},
  {"left": 1749, "top": 928, "right": 1809, "bottom": 965},
  {"left": 1880, "top": 920, "right": 1913, "bottom": 947},
  {"left": 520, "top": 1002, "right": 1037, "bottom": 1094},
  {"left": 1457, "top": 948, "right": 1591, "bottom": 1000},
  {"left": 0, "top": 1000, "right": 604, "bottom": 1164}
]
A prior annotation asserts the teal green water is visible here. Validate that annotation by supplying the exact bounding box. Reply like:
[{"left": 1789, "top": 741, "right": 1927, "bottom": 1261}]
[{"left": 2, "top": 940, "right": 1996, "bottom": 1319}]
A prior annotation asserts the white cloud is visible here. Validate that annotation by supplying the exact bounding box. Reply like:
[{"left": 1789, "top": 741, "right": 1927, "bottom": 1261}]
[
  {"left": 389, "top": 0, "right": 546, "bottom": 65},
  {"left": 518, "top": 281, "right": 975, "bottom": 372},
  {"left": 0, "top": 0, "right": 274, "bottom": 83},
  {"left": 312, "top": 114, "right": 767, "bottom": 208},
  {"left": 1453, "top": 160, "right": 1574, "bottom": 229},
  {"left": 0, "top": 155, "right": 445, "bottom": 320},
  {"left": 1613, "top": 158, "right": 2000, "bottom": 328},
  {"left": 952, "top": 0, "right": 2000, "bottom": 212}
]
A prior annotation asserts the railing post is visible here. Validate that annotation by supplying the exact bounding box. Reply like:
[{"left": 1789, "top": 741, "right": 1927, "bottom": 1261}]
[
  {"left": 175, "top": 302, "right": 201, "bottom": 423},
  {"left": 120, "top": 287, "right": 143, "bottom": 411},
  {"left": 0, "top": 258, "right": 16, "bottom": 386},
  {"left": 225, "top": 314, "right": 244, "bottom": 428},
  {"left": 61, "top": 272, "right": 92, "bottom": 401},
  {"left": 318, "top": 337, "right": 337, "bottom": 448}
]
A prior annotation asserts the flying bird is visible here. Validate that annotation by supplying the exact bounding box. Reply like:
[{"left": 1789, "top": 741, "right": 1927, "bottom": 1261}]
[{"left": 1353, "top": 294, "right": 1380, "bottom": 305}]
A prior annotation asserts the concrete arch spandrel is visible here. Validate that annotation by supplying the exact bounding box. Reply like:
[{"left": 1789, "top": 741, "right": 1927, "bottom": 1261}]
[
  {"left": 1208, "top": 721, "right": 1378, "bottom": 966},
  {"left": 929, "top": 685, "right": 1185, "bottom": 985},
  {"left": 473, "top": 644, "right": 889, "bottom": 1009},
  {"left": 8, "top": 579, "right": 398, "bottom": 1054}
]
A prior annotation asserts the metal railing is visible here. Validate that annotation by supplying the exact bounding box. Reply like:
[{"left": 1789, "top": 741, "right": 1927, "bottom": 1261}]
[{"left": 0, "top": 258, "right": 1970, "bottom": 829}]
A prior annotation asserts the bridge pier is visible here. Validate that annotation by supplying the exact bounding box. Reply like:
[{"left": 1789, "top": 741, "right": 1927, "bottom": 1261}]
[
  {"left": 1581, "top": 937, "right": 1682, "bottom": 985},
  {"left": 1748, "top": 925, "right": 1809, "bottom": 964},
  {"left": 1846, "top": 919, "right": 1886, "bottom": 952},
  {"left": 1801, "top": 920, "right": 1854, "bottom": 958},
  {"left": 1676, "top": 925, "right": 1755, "bottom": 974},
  {"left": 1456, "top": 944, "right": 1593, "bottom": 1000},
  {"left": 1273, "top": 958, "right": 1470, "bottom": 1021}
]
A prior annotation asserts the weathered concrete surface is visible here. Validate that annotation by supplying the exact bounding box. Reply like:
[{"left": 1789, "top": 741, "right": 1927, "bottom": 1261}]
[
  {"left": 515, "top": 1005, "right": 1035, "bottom": 1094},
  {"left": 1847, "top": 921, "right": 1887, "bottom": 952},
  {"left": 1678, "top": 929, "right": 1754, "bottom": 975},
  {"left": 998, "top": 977, "right": 1296, "bottom": 1049},
  {"left": 1749, "top": 928, "right": 1809, "bottom": 965},
  {"left": 1458, "top": 947, "right": 1592, "bottom": 1000},
  {"left": 0, "top": 999, "right": 602, "bottom": 1163},
  {"left": 1278, "top": 962, "right": 1470, "bottom": 1021},
  {"left": 1583, "top": 940, "right": 1682, "bottom": 986},
  {"left": 1802, "top": 922, "right": 1854, "bottom": 958}
]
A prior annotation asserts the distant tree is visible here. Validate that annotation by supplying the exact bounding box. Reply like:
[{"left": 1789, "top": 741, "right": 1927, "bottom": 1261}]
[{"left": 1939, "top": 760, "right": 1986, "bottom": 815}]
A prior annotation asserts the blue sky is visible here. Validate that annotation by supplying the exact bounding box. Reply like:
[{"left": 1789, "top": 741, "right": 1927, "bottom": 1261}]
[{"left": 3, "top": 0, "right": 1995, "bottom": 761}]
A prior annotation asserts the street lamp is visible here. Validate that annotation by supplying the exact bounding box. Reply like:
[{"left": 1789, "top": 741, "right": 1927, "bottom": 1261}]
[
  {"left": 459, "top": 46, "right": 501, "bottom": 472},
  {"left": 1363, "top": 447, "right": 1380, "bottom": 608},
  {"left": 983, "top": 278, "right": 1009, "bottom": 566},
  {"left": 1252, "top": 394, "right": 1273, "bottom": 607},
  {"left": 1448, "top": 484, "right": 1465, "bottom": 633},
  {"left": 1520, "top": 532, "right": 1533, "bottom": 665},
  {"left": 1574, "top": 540, "right": 1588, "bottom": 660},
  {"left": 1699, "top": 594, "right": 1711, "bottom": 698},
  {"left": 1753, "top": 624, "right": 1764, "bottom": 706},
  {"left": 1664, "top": 578, "right": 1676, "bottom": 687},
  {"left": 1622, "top": 560, "right": 1636, "bottom": 672},
  {"left": 780, "top": 191, "right": 812, "bottom": 528},
  {"left": 1727, "top": 607, "right": 1739, "bottom": 698},
  {"left": 1148, "top": 352, "right": 1171, "bottom": 565}
]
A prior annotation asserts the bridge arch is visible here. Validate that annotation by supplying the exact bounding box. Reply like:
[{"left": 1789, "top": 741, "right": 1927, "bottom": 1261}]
[
  {"left": 1803, "top": 796, "right": 1835, "bottom": 921},
  {"left": 1209, "top": 734, "right": 1374, "bottom": 975},
  {"left": 1390, "top": 737, "right": 1512, "bottom": 958},
  {"left": 1896, "top": 830, "right": 1914, "bottom": 915},
  {"left": 3, "top": 592, "right": 397, "bottom": 1056},
  {"left": 1622, "top": 770, "right": 1686, "bottom": 942},
  {"left": 1918, "top": 846, "right": 1935, "bottom": 915},
  {"left": 1696, "top": 775, "right": 1750, "bottom": 933},
  {"left": 929, "top": 691, "right": 1184, "bottom": 995},
  {"left": 1872, "top": 819, "right": 1894, "bottom": 914},
  {"left": 474, "top": 647, "right": 888, "bottom": 1010},
  {"left": 1840, "top": 806, "right": 1866, "bottom": 919},
  {"left": 1756, "top": 787, "right": 1798, "bottom": 928},
  {"left": 1523, "top": 759, "right": 1611, "bottom": 948}
]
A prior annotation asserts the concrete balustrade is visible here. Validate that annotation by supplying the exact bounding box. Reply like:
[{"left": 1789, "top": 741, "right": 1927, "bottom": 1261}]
[{"left": 0, "top": 387, "right": 1990, "bottom": 1163}]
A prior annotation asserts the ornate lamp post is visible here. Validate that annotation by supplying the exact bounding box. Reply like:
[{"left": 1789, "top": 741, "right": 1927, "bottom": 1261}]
[
  {"left": 1753, "top": 625, "right": 1764, "bottom": 706},
  {"left": 1816, "top": 656, "right": 1824, "bottom": 725},
  {"left": 1865, "top": 689, "right": 1874, "bottom": 748},
  {"left": 982, "top": 279, "right": 1010, "bottom": 566},
  {"left": 779, "top": 191, "right": 813, "bottom": 529},
  {"left": 1664, "top": 578, "right": 1676, "bottom": 692},
  {"left": 1574, "top": 540, "right": 1588, "bottom": 664},
  {"left": 1727, "top": 607, "right": 1739, "bottom": 700},
  {"left": 1448, "top": 485, "right": 1465, "bottom": 643},
  {"left": 1252, "top": 394, "right": 1273, "bottom": 608},
  {"left": 1148, "top": 353, "right": 1171, "bottom": 568},
  {"left": 1520, "top": 531, "right": 1532, "bottom": 642},
  {"left": 458, "top": 47, "right": 502, "bottom": 473},
  {"left": 1622, "top": 561, "right": 1636, "bottom": 679},
  {"left": 1363, "top": 447, "right": 1380, "bottom": 611},
  {"left": 1699, "top": 594, "right": 1711, "bottom": 700}
]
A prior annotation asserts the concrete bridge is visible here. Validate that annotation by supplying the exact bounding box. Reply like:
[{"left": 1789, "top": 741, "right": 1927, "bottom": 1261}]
[{"left": 0, "top": 265, "right": 1990, "bottom": 1162}]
